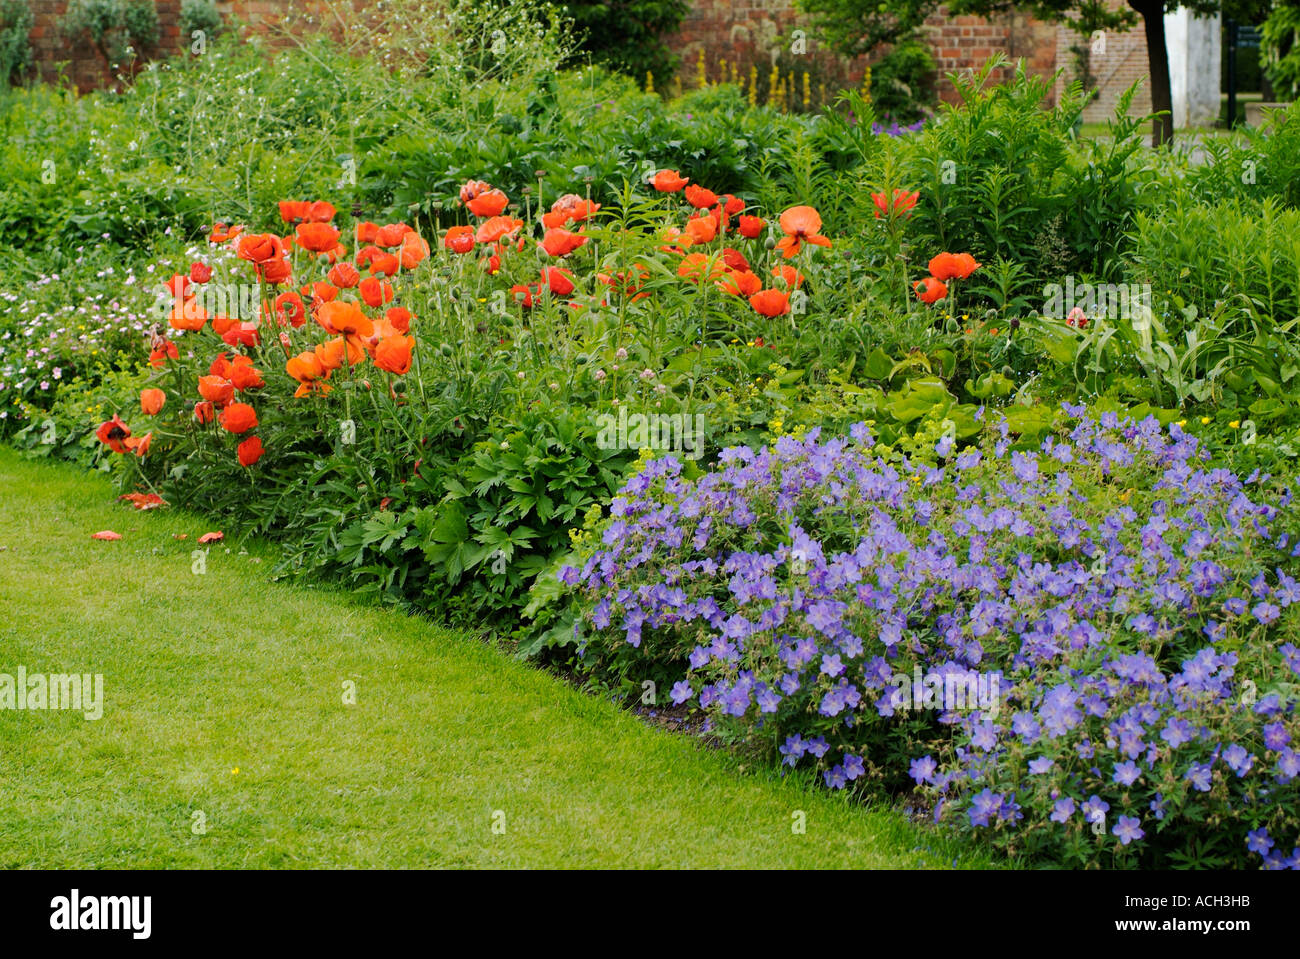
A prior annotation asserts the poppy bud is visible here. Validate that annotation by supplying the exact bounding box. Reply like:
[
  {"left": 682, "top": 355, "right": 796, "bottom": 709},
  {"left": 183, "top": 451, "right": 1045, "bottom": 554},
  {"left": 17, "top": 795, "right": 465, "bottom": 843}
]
[
  {"left": 763, "top": 236, "right": 776, "bottom": 250},
  {"left": 440, "top": 343, "right": 454, "bottom": 357},
  {"left": 1010, "top": 318, "right": 1021, "bottom": 330}
]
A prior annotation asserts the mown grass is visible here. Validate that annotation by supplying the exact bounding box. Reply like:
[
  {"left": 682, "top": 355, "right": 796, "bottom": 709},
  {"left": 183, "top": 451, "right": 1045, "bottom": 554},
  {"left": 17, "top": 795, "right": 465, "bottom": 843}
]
[{"left": 0, "top": 447, "right": 997, "bottom": 868}]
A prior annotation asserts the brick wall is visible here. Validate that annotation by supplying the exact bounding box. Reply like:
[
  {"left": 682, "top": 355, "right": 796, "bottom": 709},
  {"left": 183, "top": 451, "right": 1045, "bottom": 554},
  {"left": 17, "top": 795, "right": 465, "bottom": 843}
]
[
  {"left": 28, "top": 0, "right": 185, "bottom": 91},
  {"left": 19, "top": 0, "right": 1158, "bottom": 121},
  {"left": 1052, "top": 9, "right": 1154, "bottom": 121},
  {"left": 672, "top": 2, "right": 1062, "bottom": 105}
]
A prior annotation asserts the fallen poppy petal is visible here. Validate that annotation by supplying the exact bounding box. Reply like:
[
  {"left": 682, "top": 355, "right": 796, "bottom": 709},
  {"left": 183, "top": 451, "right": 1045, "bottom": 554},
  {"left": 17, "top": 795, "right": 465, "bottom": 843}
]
[
  {"left": 198, "top": 531, "right": 224, "bottom": 544},
  {"left": 91, "top": 531, "right": 123, "bottom": 541}
]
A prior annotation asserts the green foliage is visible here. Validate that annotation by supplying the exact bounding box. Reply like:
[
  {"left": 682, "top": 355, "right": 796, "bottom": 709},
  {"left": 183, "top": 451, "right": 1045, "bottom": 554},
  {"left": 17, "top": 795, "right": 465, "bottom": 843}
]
[
  {"left": 555, "top": 0, "right": 689, "bottom": 83},
  {"left": 1263, "top": 0, "right": 1300, "bottom": 100},
  {"left": 868, "top": 38, "right": 936, "bottom": 124},
  {"left": 0, "top": 0, "right": 33, "bottom": 86},
  {"left": 178, "top": 0, "right": 223, "bottom": 46},
  {"left": 60, "top": 0, "right": 159, "bottom": 65}
]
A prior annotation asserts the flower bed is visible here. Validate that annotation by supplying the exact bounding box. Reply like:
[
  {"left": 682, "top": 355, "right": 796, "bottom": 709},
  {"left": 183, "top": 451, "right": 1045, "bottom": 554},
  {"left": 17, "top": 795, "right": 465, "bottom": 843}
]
[{"left": 558, "top": 408, "right": 1300, "bottom": 868}]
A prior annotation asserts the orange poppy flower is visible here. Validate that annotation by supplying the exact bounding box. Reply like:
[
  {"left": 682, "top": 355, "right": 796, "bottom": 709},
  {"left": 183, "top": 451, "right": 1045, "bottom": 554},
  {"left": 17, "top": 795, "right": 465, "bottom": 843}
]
[
  {"left": 189, "top": 262, "right": 212, "bottom": 284},
  {"left": 120, "top": 492, "right": 166, "bottom": 510},
  {"left": 355, "top": 221, "right": 380, "bottom": 244},
  {"left": 296, "top": 222, "right": 341, "bottom": 253},
  {"left": 872, "top": 189, "right": 919, "bottom": 219},
  {"left": 209, "top": 353, "right": 233, "bottom": 378},
  {"left": 229, "top": 357, "right": 264, "bottom": 391},
  {"left": 716, "top": 270, "right": 762, "bottom": 297},
  {"left": 510, "top": 283, "right": 540, "bottom": 308},
  {"left": 399, "top": 232, "right": 430, "bottom": 269},
  {"left": 540, "top": 265, "right": 576, "bottom": 296},
  {"left": 307, "top": 200, "right": 336, "bottom": 222},
  {"left": 286, "top": 351, "right": 331, "bottom": 397},
  {"left": 541, "top": 227, "right": 588, "bottom": 257},
  {"left": 328, "top": 262, "right": 360, "bottom": 289},
  {"left": 149, "top": 341, "right": 179, "bottom": 368},
  {"left": 140, "top": 388, "right": 165, "bottom": 416},
  {"left": 653, "top": 169, "right": 689, "bottom": 192},
  {"left": 208, "top": 222, "right": 244, "bottom": 243},
  {"left": 544, "top": 194, "right": 600, "bottom": 228},
  {"left": 386, "top": 306, "right": 413, "bottom": 333},
  {"left": 168, "top": 297, "right": 207, "bottom": 333},
  {"left": 684, "top": 184, "right": 718, "bottom": 209},
  {"left": 738, "top": 215, "right": 765, "bottom": 239},
  {"left": 776, "top": 206, "right": 832, "bottom": 258},
  {"left": 317, "top": 300, "right": 374, "bottom": 338},
  {"left": 927, "top": 253, "right": 976, "bottom": 281},
  {"left": 167, "top": 273, "right": 193, "bottom": 300},
  {"left": 721, "top": 247, "right": 750, "bottom": 272},
  {"left": 721, "top": 194, "right": 746, "bottom": 216},
  {"left": 749, "top": 288, "right": 791, "bottom": 317},
  {"left": 222, "top": 322, "right": 261, "bottom": 348},
  {"left": 373, "top": 334, "right": 414, "bottom": 375},
  {"left": 315, "top": 336, "right": 365, "bottom": 372},
  {"left": 684, "top": 215, "right": 717, "bottom": 245},
  {"left": 914, "top": 277, "right": 948, "bottom": 304},
  {"left": 677, "top": 253, "right": 726, "bottom": 283},
  {"left": 356, "top": 246, "right": 399, "bottom": 276},
  {"left": 278, "top": 200, "right": 311, "bottom": 223},
  {"left": 475, "top": 216, "right": 524, "bottom": 244},
  {"left": 123, "top": 432, "right": 152, "bottom": 457},
  {"left": 374, "top": 223, "right": 411, "bottom": 248},
  {"left": 443, "top": 226, "right": 477, "bottom": 255},
  {"left": 95, "top": 414, "right": 131, "bottom": 454},
  {"left": 194, "top": 401, "right": 216, "bottom": 424},
  {"left": 659, "top": 225, "right": 693, "bottom": 254},
  {"left": 237, "top": 233, "right": 284, "bottom": 264},
  {"left": 467, "top": 189, "right": 509, "bottom": 218},
  {"left": 360, "top": 276, "right": 394, "bottom": 308},
  {"left": 772, "top": 264, "right": 805, "bottom": 289},
  {"left": 237, "top": 435, "right": 264, "bottom": 467},
  {"left": 459, "top": 179, "right": 493, "bottom": 205},
  {"left": 198, "top": 375, "right": 235, "bottom": 406},
  {"left": 273, "top": 291, "right": 307, "bottom": 328},
  {"left": 257, "top": 257, "right": 293, "bottom": 285},
  {"left": 219, "top": 402, "right": 258, "bottom": 434},
  {"left": 303, "top": 281, "right": 339, "bottom": 306}
]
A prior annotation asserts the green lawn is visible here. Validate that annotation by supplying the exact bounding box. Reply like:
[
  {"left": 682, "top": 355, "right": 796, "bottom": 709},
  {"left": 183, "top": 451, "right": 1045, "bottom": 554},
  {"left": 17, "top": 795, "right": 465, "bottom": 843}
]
[{"left": 0, "top": 447, "right": 993, "bottom": 868}]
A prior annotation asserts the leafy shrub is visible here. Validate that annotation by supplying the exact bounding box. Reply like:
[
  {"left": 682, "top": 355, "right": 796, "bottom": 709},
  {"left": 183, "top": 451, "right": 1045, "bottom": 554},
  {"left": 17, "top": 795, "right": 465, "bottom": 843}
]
[
  {"left": 869, "top": 38, "right": 936, "bottom": 124},
  {"left": 557, "top": 408, "right": 1300, "bottom": 868},
  {"left": 0, "top": 0, "right": 33, "bottom": 86},
  {"left": 556, "top": 0, "right": 689, "bottom": 84},
  {"left": 178, "top": 0, "right": 223, "bottom": 47},
  {"left": 1262, "top": 1, "right": 1300, "bottom": 101},
  {"left": 60, "top": 0, "right": 159, "bottom": 65}
]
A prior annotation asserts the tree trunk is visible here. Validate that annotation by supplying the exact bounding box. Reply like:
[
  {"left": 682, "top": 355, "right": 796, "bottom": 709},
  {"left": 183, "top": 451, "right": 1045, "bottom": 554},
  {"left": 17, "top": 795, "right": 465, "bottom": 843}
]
[{"left": 1130, "top": 0, "right": 1174, "bottom": 146}]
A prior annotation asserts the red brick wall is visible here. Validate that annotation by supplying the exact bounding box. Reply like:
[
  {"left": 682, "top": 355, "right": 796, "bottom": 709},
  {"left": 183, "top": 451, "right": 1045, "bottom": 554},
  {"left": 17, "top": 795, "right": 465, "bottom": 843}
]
[
  {"left": 18, "top": 0, "right": 1154, "bottom": 121},
  {"left": 27, "top": 0, "right": 185, "bottom": 91},
  {"left": 671, "top": 2, "right": 1062, "bottom": 106}
]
